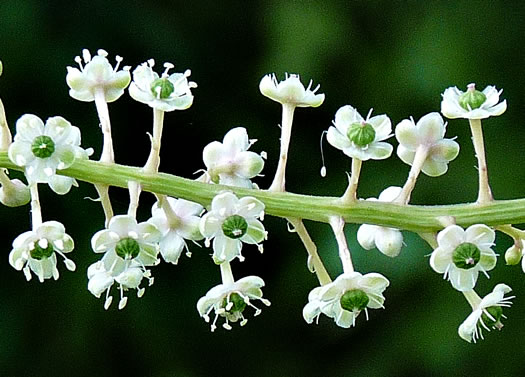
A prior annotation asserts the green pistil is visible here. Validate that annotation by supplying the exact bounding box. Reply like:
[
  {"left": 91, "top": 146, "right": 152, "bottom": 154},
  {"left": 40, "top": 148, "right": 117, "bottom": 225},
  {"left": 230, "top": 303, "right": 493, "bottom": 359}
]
[
  {"left": 452, "top": 242, "right": 481, "bottom": 270},
  {"left": 115, "top": 237, "right": 140, "bottom": 259},
  {"left": 150, "top": 78, "right": 175, "bottom": 99},
  {"left": 222, "top": 215, "right": 248, "bottom": 239},
  {"left": 223, "top": 292, "right": 247, "bottom": 314},
  {"left": 481, "top": 306, "right": 504, "bottom": 329},
  {"left": 458, "top": 84, "right": 487, "bottom": 111},
  {"left": 340, "top": 289, "right": 369, "bottom": 312},
  {"left": 31, "top": 135, "right": 55, "bottom": 158},
  {"left": 347, "top": 122, "right": 376, "bottom": 147},
  {"left": 30, "top": 239, "right": 54, "bottom": 260}
]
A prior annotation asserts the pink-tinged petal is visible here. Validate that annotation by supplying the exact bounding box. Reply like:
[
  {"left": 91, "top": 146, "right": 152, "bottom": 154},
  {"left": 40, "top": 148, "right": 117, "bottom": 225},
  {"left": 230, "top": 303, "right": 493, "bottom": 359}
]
[
  {"left": 429, "top": 139, "right": 459, "bottom": 163},
  {"left": 234, "top": 151, "right": 264, "bottom": 178},
  {"left": 223, "top": 127, "right": 249, "bottom": 155},
  {"left": 395, "top": 119, "right": 418, "bottom": 150},
  {"left": 417, "top": 112, "right": 445, "bottom": 145}
]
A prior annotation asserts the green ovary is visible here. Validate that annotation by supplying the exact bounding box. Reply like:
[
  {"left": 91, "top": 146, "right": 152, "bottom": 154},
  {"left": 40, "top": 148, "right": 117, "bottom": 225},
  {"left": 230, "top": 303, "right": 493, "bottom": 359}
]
[
  {"left": 340, "top": 289, "right": 369, "bottom": 311},
  {"left": 347, "top": 122, "right": 375, "bottom": 147},
  {"left": 452, "top": 242, "right": 481, "bottom": 269},
  {"left": 222, "top": 215, "right": 248, "bottom": 239},
  {"left": 31, "top": 136, "right": 55, "bottom": 158},
  {"left": 150, "top": 78, "right": 174, "bottom": 99},
  {"left": 115, "top": 237, "right": 140, "bottom": 259},
  {"left": 30, "top": 239, "right": 54, "bottom": 260}
]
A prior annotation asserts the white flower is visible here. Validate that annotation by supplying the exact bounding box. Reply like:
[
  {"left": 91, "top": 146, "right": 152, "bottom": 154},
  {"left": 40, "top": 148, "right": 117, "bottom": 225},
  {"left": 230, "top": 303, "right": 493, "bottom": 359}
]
[
  {"left": 89, "top": 215, "right": 161, "bottom": 309},
  {"left": 148, "top": 197, "right": 204, "bottom": 264},
  {"left": 259, "top": 73, "right": 325, "bottom": 107},
  {"left": 66, "top": 49, "right": 131, "bottom": 102},
  {"left": 87, "top": 260, "right": 153, "bottom": 310},
  {"left": 129, "top": 59, "right": 196, "bottom": 111},
  {"left": 357, "top": 187, "right": 403, "bottom": 257},
  {"left": 429, "top": 224, "right": 497, "bottom": 291},
  {"left": 200, "top": 192, "right": 266, "bottom": 263},
  {"left": 9, "top": 221, "right": 75, "bottom": 282},
  {"left": 303, "top": 271, "right": 389, "bottom": 328},
  {"left": 8, "top": 114, "right": 93, "bottom": 194},
  {"left": 197, "top": 275, "right": 270, "bottom": 331},
  {"left": 459, "top": 284, "right": 514, "bottom": 343},
  {"left": 202, "top": 127, "right": 265, "bottom": 188},
  {"left": 441, "top": 83, "right": 507, "bottom": 120},
  {"left": 395, "top": 112, "right": 460, "bottom": 177},
  {"left": 327, "top": 105, "right": 393, "bottom": 161}
]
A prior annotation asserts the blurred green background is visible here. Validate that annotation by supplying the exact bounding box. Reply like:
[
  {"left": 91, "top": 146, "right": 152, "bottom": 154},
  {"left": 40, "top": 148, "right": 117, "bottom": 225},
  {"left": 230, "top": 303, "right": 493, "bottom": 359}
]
[{"left": 1, "top": 1, "right": 524, "bottom": 376}]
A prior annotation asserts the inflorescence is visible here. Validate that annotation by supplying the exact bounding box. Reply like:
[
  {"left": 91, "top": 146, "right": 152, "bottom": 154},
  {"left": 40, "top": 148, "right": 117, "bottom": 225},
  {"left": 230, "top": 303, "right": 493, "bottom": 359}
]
[{"left": 0, "top": 49, "right": 519, "bottom": 341}]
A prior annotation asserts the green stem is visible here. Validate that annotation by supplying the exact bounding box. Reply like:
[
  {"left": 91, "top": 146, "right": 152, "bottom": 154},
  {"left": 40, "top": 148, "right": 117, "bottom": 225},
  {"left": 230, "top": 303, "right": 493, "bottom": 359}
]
[{"left": 1, "top": 152, "right": 525, "bottom": 232}]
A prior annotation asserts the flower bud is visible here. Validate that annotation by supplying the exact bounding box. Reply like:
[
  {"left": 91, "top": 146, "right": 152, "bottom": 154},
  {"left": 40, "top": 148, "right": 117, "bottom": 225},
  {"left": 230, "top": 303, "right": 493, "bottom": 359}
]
[
  {"left": 505, "top": 244, "right": 522, "bottom": 266},
  {"left": 0, "top": 178, "right": 30, "bottom": 207}
]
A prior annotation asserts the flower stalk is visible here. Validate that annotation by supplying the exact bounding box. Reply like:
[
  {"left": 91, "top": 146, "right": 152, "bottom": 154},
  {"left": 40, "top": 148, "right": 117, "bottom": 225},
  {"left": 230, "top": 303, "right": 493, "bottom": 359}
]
[{"left": 469, "top": 118, "right": 492, "bottom": 204}]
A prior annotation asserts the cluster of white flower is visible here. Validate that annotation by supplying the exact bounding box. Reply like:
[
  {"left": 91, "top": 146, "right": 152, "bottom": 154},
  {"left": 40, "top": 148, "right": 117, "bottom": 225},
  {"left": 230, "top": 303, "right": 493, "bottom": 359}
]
[{"left": 0, "top": 49, "right": 519, "bottom": 342}]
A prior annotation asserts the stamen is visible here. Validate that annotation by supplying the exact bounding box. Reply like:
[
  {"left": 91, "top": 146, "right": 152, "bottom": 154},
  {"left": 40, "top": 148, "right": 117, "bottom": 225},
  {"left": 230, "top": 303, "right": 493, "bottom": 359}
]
[
  {"left": 23, "top": 265, "right": 32, "bottom": 281},
  {"left": 82, "top": 49, "right": 91, "bottom": 63},
  {"left": 114, "top": 56, "right": 123, "bottom": 72}
]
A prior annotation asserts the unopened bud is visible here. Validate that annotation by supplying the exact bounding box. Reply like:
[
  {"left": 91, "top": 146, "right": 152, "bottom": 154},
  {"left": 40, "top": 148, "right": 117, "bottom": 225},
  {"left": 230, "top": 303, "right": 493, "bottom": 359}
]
[
  {"left": 505, "top": 243, "right": 522, "bottom": 266},
  {"left": 0, "top": 178, "right": 30, "bottom": 207}
]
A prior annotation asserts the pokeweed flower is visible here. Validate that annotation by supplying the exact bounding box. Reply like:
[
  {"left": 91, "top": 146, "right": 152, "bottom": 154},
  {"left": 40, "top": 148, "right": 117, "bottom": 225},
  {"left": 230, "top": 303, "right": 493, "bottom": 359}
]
[
  {"left": 259, "top": 73, "right": 324, "bottom": 108},
  {"left": 87, "top": 259, "right": 154, "bottom": 310},
  {"left": 357, "top": 187, "right": 404, "bottom": 257},
  {"left": 148, "top": 197, "right": 204, "bottom": 265},
  {"left": 89, "top": 214, "right": 161, "bottom": 309},
  {"left": 202, "top": 127, "right": 265, "bottom": 188},
  {"left": 129, "top": 59, "right": 196, "bottom": 111},
  {"left": 327, "top": 105, "right": 393, "bottom": 161},
  {"left": 66, "top": 49, "right": 131, "bottom": 102},
  {"left": 197, "top": 275, "right": 270, "bottom": 332},
  {"left": 9, "top": 221, "right": 75, "bottom": 282},
  {"left": 303, "top": 271, "right": 389, "bottom": 328},
  {"left": 395, "top": 112, "right": 460, "bottom": 177},
  {"left": 200, "top": 191, "right": 266, "bottom": 263},
  {"left": 430, "top": 224, "right": 497, "bottom": 291},
  {"left": 459, "top": 284, "right": 514, "bottom": 343},
  {"left": 8, "top": 114, "right": 93, "bottom": 194},
  {"left": 441, "top": 83, "right": 507, "bottom": 120}
]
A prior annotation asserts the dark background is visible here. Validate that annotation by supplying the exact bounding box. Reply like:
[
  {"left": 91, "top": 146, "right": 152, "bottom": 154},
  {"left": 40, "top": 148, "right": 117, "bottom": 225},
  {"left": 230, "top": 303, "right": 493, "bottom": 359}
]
[{"left": 1, "top": 1, "right": 524, "bottom": 376}]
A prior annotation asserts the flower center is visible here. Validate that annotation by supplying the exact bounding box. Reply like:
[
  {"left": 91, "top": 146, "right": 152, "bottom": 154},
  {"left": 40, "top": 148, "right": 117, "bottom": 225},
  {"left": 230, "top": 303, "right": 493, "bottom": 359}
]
[
  {"left": 31, "top": 135, "right": 55, "bottom": 158},
  {"left": 30, "top": 238, "right": 54, "bottom": 260},
  {"left": 452, "top": 242, "right": 481, "bottom": 269},
  {"left": 458, "top": 84, "right": 487, "bottom": 111},
  {"left": 150, "top": 78, "right": 175, "bottom": 99},
  {"left": 222, "top": 292, "right": 247, "bottom": 314},
  {"left": 481, "top": 306, "right": 504, "bottom": 329},
  {"left": 115, "top": 237, "right": 140, "bottom": 259},
  {"left": 347, "top": 121, "right": 376, "bottom": 147},
  {"left": 222, "top": 215, "right": 248, "bottom": 239},
  {"left": 340, "top": 289, "right": 369, "bottom": 312}
]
